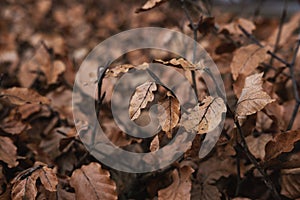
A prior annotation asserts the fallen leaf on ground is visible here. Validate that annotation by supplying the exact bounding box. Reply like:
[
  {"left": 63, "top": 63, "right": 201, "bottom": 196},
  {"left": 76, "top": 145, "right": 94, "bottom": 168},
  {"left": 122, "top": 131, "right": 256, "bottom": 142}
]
[
  {"left": 0, "top": 87, "right": 50, "bottom": 105},
  {"left": 0, "top": 136, "right": 18, "bottom": 168},
  {"left": 158, "top": 166, "right": 194, "bottom": 200},
  {"left": 70, "top": 162, "right": 117, "bottom": 200},
  {"left": 11, "top": 177, "right": 37, "bottom": 200},
  {"left": 265, "top": 129, "right": 300, "bottom": 161},
  {"left": 230, "top": 44, "right": 268, "bottom": 80}
]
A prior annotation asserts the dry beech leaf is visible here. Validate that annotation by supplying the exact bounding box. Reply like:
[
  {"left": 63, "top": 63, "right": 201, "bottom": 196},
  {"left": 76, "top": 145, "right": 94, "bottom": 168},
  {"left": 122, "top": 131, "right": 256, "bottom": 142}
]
[
  {"left": 220, "top": 18, "right": 256, "bottom": 35},
  {"left": 155, "top": 58, "right": 204, "bottom": 71},
  {"left": 236, "top": 73, "right": 275, "bottom": 117},
  {"left": 105, "top": 64, "right": 135, "bottom": 77},
  {"left": 135, "top": 0, "right": 168, "bottom": 13},
  {"left": 0, "top": 120, "right": 28, "bottom": 135},
  {"left": 150, "top": 135, "right": 160, "bottom": 152},
  {"left": 158, "top": 92, "right": 180, "bottom": 138},
  {"left": 181, "top": 96, "right": 226, "bottom": 134},
  {"left": 70, "top": 162, "right": 117, "bottom": 200},
  {"left": 11, "top": 177, "right": 38, "bottom": 200},
  {"left": 18, "top": 44, "right": 65, "bottom": 87},
  {"left": 281, "top": 168, "right": 300, "bottom": 199},
  {"left": 265, "top": 129, "right": 300, "bottom": 161},
  {"left": 267, "top": 12, "right": 300, "bottom": 47},
  {"left": 158, "top": 166, "right": 194, "bottom": 200},
  {"left": 0, "top": 136, "right": 19, "bottom": 168},
  {"left": 230, "top": 44, "right": 268, "bottom": 81},
  {"left": 129, "top": 81, "right": 157, "bottom": 120},
  {"left": 0, "top": 87, "right": 50, "bottom": 105},
  {"left": 246, "top": 134, "right": 273, "bottom": 160},
  {"left": 35, "top": 166, "right": 58, "bottom": 192}
]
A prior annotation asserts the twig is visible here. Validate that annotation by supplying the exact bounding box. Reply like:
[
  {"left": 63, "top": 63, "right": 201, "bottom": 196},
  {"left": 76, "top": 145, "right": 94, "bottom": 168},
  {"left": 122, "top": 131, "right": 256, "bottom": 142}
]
[
  {"left": 234, "top": 145, "right": 242, "bottom": 196},
  {"left": 181, "top": 0, "right": 199, "bottom": 99},
  {"left": 234, "top": 120, "right": 281, "bottom": 200},
  {"left": 287, "top": 36, "right": 300, "bottom": 130},
  {"left": 269, "top": 0, "right": 287, "bottom": 67},
  {"left": 205, "top": 69, "right": 281, "bottom": 200}
]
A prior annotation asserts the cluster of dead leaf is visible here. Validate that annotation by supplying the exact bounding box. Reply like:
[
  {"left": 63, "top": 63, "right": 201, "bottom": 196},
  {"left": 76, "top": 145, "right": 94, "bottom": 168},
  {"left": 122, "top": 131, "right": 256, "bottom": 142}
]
[{"left": 0, "top": 0, "right": 300, "bottom": 199}]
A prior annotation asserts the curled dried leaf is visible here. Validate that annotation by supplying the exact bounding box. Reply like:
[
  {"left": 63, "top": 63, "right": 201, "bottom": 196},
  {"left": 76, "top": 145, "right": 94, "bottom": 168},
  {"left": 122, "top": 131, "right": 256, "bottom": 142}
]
[
  {"left": 129, "top": 81, "right": 157, "bottom": 120},
  {"left": 105, "top": 64, "right": 135, "bottom": 77},
  {"left": 155, "top": 58, "right": 204, "bottom": 71},
  {"left": 135, "top": 0, "right": 168, "bottom": 13}
]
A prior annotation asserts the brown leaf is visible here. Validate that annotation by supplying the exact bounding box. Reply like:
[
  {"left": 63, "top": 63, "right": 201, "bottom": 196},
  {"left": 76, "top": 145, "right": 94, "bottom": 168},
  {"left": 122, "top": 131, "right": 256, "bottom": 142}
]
[
  {"left": 18, "top": 44, "right": 65, "bottom": 87},
  {"left": 246, "top": 134, "right": 273, "bottom": 160},
  {"left": 135, "top": 0, "right": 168, "bottom": 13},
  {"left": 236, "top": 73, "right": 275, "bottom": 117},
  {"left": 11, "top": 177, "right": 38, "bottom": 200},
  {"left": 158, "top": 92, "right": 180, "bottom": 138},
  {"left": 0, "top": 136, "right": 18, "bottom": 168},
  {"left": 158, "top": 166, "right": 194, "bottom": 200},
  {"left": 105, "top": 64, "right": 135, "bottom": 77},
  {"left": 129, "top": 81, "right": 157, "bottom": 120},
  {"left": 150, "top": 135, "right": 159, "bottom": 152},
  {"left": 265, "top": 129, "right": 300, "bottom": 161},
  {"left": 281, "top": 168, "right": 300, "bottom": 199},
  {"left": 181, "top": 96, "right": 226, "bottom": 134},
  {"left": 230, "top": 44, "right": 268, "bottom": 80},
  {"left": 220, "top": 18, "right": 256, "bottom": 35},
  {"left": 36, "top": 166, "right": 58, "bottom": 192},
  {"left": 155, "top": 58, "right": 204, "bottom": 71},
  {"left": 267, "top": 12, "right": 300, "bottom": 47},
  {"left": 0, "top": 119, "right": 28, "bottom": 135},
  {"left": 70, "top": 162, "right": 117, "bottom": 200},
  {"left": 0, "top": 87, "right": 50, "bottom": 105}
]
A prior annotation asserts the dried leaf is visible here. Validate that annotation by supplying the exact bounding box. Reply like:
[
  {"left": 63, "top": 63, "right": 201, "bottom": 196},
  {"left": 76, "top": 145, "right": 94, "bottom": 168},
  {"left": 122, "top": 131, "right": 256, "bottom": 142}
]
[
  {"left": 18, "top": 44, "right": 65, "bottom": 87},
  {"left": 36, "top": 166, "right": 58, "bottom": 192},
  {"left": 0, "top": 136, "right": 19, "bottom": 168},
  {"left": 265, "top": 129, "right": 300, "bottom": 161},
  {"left": 158, "top": 166, "right": 194, "bottom": 200},
  {"left": 181, "top": 96, "right": 226, "bottom": 134},
  {"left": 11, "top": 177, "right": 38, "bottom": 200},
  {"left": 267, "top": 12, "right": 300, "bottom": 47},
  {"left": 0, "top": 120, "right": 28, "bottom": 135},
  {"left": 230, "top": 44, "right": 268, "bottom": 80},
  {"left": 236, "top": 73, "right": 275, "bottom": 117},
  {"left": 150, "top": 135, "right": 159, "bottom": 152},
  {"left": 155, "top": 58, "right": 204, "bottom": 71},
  {"left": 135, "top": 0, "right": 167, "bottom": 13},
  {"left": 281, "top": 168, "right": 300, "bottom": 199},
  {"left": 0, "top": 87, "right": 50, "bottom": 105},
  {"left": 220, "top": 18, "right": 256, "bottom": 35},
  {"left": 70, "top": 162, "right": 117, "bottom": 200},
  {"left": 158, "top": 92, "right": 180, "bottom": 138},
  {"left": 129, "top": 81, "right": 157, "bottom": 120},
  {"left": 105, "top": 64, "right": 135, "bottom": 77},
  {"left": 246, "top": 134, "right": 273, "bottom": 160}
]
